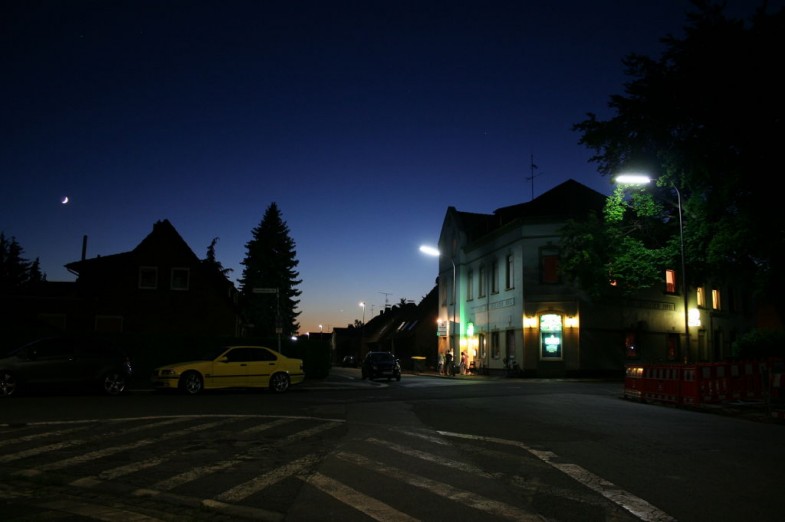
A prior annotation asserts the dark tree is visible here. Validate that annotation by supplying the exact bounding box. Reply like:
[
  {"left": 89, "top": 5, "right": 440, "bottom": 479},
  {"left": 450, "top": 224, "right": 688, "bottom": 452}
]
[
  {"left": 0, "top": 232, "right": 46, "bottom": 291},
  {"left": 202, "top": 237, "right": 233, "bottom": 278},
  {"left": 238, "top": 203, "right": 302, "bottom": 339},
  {"left": 568, "top": 1, "right": 785, "bottom": 324}
]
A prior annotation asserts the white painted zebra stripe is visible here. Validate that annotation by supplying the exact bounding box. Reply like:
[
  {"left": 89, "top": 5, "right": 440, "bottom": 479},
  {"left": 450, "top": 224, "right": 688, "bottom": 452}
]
[
  {"left": 336, "top": 451, "right": 543, "bottom": 521},
  {"left": 39, "top": 417, "right": 236, "bottom": 471},
  {"left": 151, "top": 458, "right": 242, "bottom": 491},
  {"left": 1, "top": 417, "right": 192, "bottom": 464},
  {"left": 0, "top": 425, "right": 89, "bottom": 448},
  {"left": 306, "top": 471, "right": 419, "bottom": 522},
  {"left": 438, "top": 431, "right": 676, "bottom": 522},
  {"left": 365, "top": 437, "right": 493, "bottom": 477},
  {"left": 76, "top": 419, "right": 239, "bottom": 481},
  {"left": 213, "top": 454, "right": 320, "bottom": 502},
  {"left": 148, "top": 420, "right": 339, "bottom": 493}
]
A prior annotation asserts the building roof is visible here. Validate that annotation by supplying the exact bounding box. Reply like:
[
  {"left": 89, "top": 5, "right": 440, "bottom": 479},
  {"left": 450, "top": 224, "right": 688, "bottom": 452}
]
[
  {"left": 451, "top": 179, "right": 606, "bottom": 243},
  {"left": 65, "top": 219, "right": 199, "bottom": 274}
]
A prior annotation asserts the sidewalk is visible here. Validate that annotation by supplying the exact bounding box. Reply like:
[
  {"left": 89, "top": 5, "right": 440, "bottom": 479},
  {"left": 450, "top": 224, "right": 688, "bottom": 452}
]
[{"left": 406, "top": 368, "right": 785, "bottom": 423}]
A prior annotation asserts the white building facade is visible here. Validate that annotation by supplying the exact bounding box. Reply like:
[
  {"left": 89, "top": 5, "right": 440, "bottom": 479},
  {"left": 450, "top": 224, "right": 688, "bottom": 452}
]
[{"left": 434, "top": 180, "right": 752, "bottom": 377}]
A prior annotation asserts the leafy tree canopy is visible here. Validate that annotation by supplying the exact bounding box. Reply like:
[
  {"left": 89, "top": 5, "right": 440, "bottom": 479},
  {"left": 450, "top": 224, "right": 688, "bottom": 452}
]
[{"left": 567, "top": 0, "right": 785, "bottom": 324}]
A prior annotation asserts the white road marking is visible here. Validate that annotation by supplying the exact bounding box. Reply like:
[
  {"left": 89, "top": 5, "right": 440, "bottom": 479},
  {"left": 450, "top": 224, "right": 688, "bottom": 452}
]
[
  {"left": 336, "top": 451, "right": 545, "bottom": 521},
  {"left": 306, "top": 471, "right": 420, "bottom": 522},
  {"left": 438, "top": 430, "right": 676, "bottom": 522}
]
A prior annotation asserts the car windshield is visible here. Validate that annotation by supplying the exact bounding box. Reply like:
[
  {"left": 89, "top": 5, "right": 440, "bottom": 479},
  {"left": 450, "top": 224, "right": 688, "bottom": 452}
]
[{"left": 370, "top": 352, "right": 394, "bottom": 362}]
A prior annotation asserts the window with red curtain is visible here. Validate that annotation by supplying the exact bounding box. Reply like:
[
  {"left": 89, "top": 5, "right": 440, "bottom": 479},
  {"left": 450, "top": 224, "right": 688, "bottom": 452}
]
[{"left": 541, "top": 254, "right": 560, "bottom": 284}]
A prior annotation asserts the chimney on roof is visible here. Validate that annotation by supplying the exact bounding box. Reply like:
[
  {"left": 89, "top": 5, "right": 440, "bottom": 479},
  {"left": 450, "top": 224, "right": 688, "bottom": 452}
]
[{"left": 81, "top": 235, "right": 87, "bottom": 261}]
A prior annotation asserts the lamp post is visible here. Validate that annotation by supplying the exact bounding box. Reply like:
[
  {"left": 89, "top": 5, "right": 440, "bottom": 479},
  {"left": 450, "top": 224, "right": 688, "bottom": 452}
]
[
  {"left": 419, "top": 245, "right": 457, "bottom": 368},
  {"left": 359, "top": 301, "right": 366, "bottom": 356},
  {"left": 615, "top": 174, "right": 690, "bottom": 361}
]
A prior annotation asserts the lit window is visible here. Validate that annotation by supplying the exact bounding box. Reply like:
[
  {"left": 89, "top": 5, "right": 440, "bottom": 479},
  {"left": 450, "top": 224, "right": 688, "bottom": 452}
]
[
  {"left": 139, "top": 266, "right": 158, "bottom": 290},
  {"left": 171, "top": 267, "right": 190, "bottom": 291},
  {"left": 665, "top": 269, "right": 676, "bottom": 294},
  {"left": 697, "top": 287, "right": 706, "bottom": 307},
  {"left": 712, "top": 289, "right": 721, "bottom": 310}
]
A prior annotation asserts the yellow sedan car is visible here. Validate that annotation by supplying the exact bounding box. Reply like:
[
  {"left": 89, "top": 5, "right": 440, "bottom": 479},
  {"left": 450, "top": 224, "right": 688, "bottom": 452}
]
[{"left": 151, "top": 345, "right": 305, "bottom": 394}]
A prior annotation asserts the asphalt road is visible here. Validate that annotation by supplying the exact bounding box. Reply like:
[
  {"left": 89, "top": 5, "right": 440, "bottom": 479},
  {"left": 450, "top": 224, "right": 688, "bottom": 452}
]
[{"left": 1, "top": 369, "right": 783, "bottom": 521}]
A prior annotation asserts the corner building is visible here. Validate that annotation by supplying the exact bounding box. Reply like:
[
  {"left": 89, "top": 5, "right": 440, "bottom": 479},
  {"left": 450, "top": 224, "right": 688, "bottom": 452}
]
[{"left": 434, "top": 179, "right": 753, "bottom": 378}]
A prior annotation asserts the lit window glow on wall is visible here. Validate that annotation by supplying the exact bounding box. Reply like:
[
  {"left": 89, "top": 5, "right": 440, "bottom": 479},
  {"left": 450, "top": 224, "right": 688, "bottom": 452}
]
[{"left": 539, "top": 313, "right": 563, "bottom": 359}]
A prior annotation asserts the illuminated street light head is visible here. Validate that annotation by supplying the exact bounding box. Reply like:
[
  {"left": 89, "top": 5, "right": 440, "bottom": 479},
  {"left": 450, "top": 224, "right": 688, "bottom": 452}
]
[
  {"left": 419, "top": 245, "right": 440, "bottom": 257},
  {"left": 615, "top": 174, "right": 652, "bottom": 185}
]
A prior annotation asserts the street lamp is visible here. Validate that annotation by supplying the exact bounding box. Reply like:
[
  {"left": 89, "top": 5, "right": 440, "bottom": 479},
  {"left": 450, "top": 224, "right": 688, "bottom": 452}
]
[
  {"left": 615, "top": 173, "right": 690, "bottom": 361},
  {"left": 359, "top": 301, "right": 365, "bottom": 325},
  {"left": 419, "top": 245, "right": 457, "bottom": 368}
]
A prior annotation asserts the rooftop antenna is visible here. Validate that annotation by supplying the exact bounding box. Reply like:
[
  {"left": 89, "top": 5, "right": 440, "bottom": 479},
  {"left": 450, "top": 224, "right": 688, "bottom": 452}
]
[
  {"left": 526, "top": 153, "right": 543, "bottom": 200},
  {"left": 379, "top": 291, "right": 392, "bottom": 310}
]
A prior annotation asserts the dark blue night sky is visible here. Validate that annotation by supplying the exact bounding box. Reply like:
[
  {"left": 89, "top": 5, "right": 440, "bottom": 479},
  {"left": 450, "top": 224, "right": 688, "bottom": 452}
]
[{"left": 2, "top": 1, "right": 773, "bottom": 332}]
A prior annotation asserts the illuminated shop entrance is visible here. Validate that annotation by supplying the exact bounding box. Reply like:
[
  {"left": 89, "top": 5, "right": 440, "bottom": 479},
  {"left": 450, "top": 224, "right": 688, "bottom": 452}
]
[{"left": 539, "top": 313, "right": 563, "bottom": 360}]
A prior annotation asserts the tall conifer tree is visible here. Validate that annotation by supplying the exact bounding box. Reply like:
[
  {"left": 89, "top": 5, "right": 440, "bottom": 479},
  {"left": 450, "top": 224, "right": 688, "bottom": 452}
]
[
  {"left": 239, "top": 203, "right": 302, "bottom": 339},
  {"left": 0, "top": 232, "right": 45, "bottom": 291}
]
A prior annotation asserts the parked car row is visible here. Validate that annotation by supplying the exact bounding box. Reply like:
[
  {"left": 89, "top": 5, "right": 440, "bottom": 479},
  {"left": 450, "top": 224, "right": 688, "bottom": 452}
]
[
  {"left": 0, "top": 336, "right": 133, "bottom": 397},
  {"left": 0, "top": 337, "right": 305, "bottom": 397}
]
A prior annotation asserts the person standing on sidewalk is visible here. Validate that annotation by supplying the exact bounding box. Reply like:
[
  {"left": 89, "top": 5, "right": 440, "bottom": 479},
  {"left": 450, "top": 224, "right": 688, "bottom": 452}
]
[
  {"left": 444, "top": 352, "right": 453, "bottom": 376},
  {"left": 460, "top": 351, "right": 467, "bottom": 375},
  {"left": 437, "top": 352, "right": 444, "bottom": 375}
]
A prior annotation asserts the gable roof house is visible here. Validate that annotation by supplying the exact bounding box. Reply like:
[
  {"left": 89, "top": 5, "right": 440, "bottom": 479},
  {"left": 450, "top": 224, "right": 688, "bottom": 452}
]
[
  {"left": 434, "top": 179, "right": 753, "bottom": 378},
  {"left": 63, "top": 219, "right": 243, "bottom": 339},
  {"left": 362, "top": 285, "right": 439, "bottom": 370},
  {"left": 329, "top": 285, "right": 439, "bottom": 370}
]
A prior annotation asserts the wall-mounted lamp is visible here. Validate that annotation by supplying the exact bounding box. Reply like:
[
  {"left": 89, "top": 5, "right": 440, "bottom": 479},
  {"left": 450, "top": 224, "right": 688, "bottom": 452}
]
[
  {"left": 523, "top": 316, "right": 538, "bottom": 329},
  {"left": 565, "top": 316, "right": 579, "bottom": 329}
]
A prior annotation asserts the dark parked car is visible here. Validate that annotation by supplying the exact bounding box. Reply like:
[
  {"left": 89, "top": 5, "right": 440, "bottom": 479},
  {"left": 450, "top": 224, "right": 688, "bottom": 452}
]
[
  {"left": 361, "top": 351, "right": 401, "bottom": 381},
  {"left": 0, "top": 336, "right": 133, "bottom": 397}
]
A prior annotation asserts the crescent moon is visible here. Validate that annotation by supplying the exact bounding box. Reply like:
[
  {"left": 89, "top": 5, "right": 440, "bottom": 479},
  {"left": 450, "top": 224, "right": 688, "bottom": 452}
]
[{"left": 61, "top": 196, "right": 69, "bottom": 204}]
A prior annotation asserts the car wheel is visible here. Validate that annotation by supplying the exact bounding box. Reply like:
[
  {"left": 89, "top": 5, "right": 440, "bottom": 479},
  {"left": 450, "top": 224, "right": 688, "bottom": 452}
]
[
  {"left": 179, "top": 371, "right": 203, "bottom": 395},
  {"left": 0, "top": 371, "right": 18, "bottom": 397},
  {"left": 101, "top": 371, "right": 127, "bottom": 395},
  {"left": 269, "top": 373, "right": 290, "bottom": 393}
]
